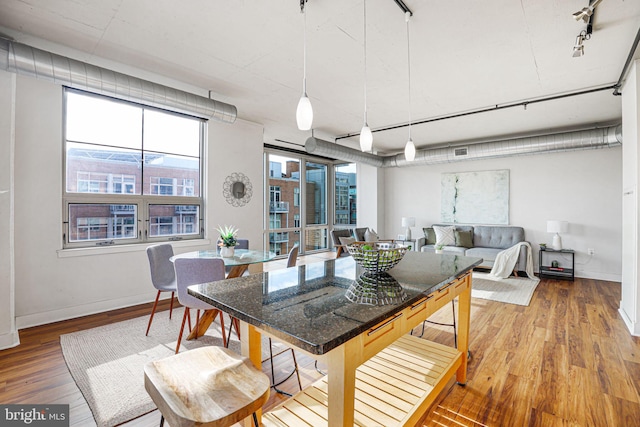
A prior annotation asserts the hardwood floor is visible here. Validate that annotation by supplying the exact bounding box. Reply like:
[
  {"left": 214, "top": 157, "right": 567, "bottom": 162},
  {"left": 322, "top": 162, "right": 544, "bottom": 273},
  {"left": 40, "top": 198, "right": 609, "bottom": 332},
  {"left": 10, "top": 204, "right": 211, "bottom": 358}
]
[{"left": 1, "top": 253, "right": 639, "bottom": 426}]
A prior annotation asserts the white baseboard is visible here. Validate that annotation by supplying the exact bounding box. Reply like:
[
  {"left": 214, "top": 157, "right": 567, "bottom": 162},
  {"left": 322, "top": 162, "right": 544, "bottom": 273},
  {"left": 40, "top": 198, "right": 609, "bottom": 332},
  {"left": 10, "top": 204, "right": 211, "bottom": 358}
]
[
  {"left": 619, "top": 306, "right": 640, "bottom": 336},
  {"left": 573, "top": 270, "right": 621, "bottom": 282},
  {"left": 0, "top": 330, "right": 20, "bottom": 350},
  {"left": 15, "top": 291, "right": 168, "bottom": 330}
]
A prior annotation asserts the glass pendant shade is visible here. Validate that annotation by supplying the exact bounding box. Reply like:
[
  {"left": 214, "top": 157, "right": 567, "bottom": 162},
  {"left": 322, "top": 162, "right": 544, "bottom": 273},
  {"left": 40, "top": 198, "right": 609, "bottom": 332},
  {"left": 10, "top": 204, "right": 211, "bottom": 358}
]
[
  {"left": 404, "top": 138, "right": 416, "bottom": 161},
  {"left": 296, "top": 93, "right": 313, "bottom": 130},
  {"left": 360, "top": 123, "right": 373, "bottom": 152}
]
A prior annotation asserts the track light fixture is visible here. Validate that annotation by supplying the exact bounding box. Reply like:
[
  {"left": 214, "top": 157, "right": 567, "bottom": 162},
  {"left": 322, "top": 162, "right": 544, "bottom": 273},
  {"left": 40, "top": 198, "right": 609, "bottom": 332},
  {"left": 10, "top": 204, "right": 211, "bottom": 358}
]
[
  {"left": 573, "top": 0, "right": 602, "bottom": 24},
  {"left": 572, "top": 29, "right": 591, "bottom": 58}
]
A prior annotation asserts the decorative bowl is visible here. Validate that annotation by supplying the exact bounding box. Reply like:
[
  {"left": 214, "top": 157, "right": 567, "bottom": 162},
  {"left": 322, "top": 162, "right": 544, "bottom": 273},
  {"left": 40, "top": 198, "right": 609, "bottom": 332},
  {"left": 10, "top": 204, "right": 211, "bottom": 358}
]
[{"left": 346, "top": 242, "right": 408, "bottom": 273}]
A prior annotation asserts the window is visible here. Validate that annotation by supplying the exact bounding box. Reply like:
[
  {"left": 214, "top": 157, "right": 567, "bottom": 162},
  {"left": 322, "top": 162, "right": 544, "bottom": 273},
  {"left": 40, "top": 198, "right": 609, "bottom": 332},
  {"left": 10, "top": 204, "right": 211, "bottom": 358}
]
[
  {"left": 63, "top": 89, "right": 204, "bottom": 247},
  {"left": 335, "top": 163, "right": 357, "bottom": 226}
]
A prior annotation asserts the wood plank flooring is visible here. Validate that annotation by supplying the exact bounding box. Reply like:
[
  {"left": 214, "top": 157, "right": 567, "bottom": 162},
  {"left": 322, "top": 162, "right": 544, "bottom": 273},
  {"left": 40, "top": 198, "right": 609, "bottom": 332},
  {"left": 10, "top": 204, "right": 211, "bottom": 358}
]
[{"left": 1, "top": 252, "right": 639, "bottom": 426}]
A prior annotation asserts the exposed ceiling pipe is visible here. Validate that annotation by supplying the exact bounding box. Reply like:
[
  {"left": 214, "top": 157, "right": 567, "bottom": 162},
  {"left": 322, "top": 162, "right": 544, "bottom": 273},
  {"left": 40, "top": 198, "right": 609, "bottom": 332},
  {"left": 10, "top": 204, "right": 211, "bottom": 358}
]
[
  {"left": 305, "top": 137, "right": 384, "bottom": 167},
  {"left": 306, "top": 125, "right": 622, "bottom": 168},
  {"left": 0, "top": 38, "right": 237, "bottom": 123}
]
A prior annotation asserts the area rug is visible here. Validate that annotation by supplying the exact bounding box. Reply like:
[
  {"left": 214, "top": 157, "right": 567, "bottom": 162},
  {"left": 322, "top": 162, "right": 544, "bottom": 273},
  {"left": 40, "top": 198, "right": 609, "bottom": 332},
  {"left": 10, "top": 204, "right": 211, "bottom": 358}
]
[
  {"left": 60, "top": 308, "right": 285, "bottom": 427},
  {"left": 471, "top": 272, "right": 540, "bottom": 306}
]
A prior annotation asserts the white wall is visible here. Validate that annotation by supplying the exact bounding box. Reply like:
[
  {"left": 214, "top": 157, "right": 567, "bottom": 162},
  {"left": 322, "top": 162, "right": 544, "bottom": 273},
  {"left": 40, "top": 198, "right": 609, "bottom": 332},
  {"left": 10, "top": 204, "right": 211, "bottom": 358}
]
[
  {"left": 0, "top": 70, "right": 18, "bottom": 348},
  {"left": 357, "top": 163, "right": 385, "bottom": 233},
  {"left": 11, "top": 75, "right": 264, "bottom": 329},
  {"left": 383, "top": 148, "right": 623, "bottom": 281},
  {"left": 621, "top": 60, "right": 640, "bottom": 335}
]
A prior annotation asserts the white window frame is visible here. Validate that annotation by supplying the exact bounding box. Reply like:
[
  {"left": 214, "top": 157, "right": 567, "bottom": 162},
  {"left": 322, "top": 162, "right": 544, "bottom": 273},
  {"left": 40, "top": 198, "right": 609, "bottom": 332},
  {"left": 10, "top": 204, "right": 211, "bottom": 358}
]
[{"left": 62, "top": 89, "right": 205, "bottom": 249}]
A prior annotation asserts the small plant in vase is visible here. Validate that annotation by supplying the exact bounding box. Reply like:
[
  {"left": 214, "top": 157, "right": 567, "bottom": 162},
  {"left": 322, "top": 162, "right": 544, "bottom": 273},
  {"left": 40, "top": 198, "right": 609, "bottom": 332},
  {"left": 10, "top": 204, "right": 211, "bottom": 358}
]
[
  {"left": 216, "top": 225, "right": 239, "bottom": 257},
  {"left": 435, "top": 244, "right": 444, "bottom": 254}
]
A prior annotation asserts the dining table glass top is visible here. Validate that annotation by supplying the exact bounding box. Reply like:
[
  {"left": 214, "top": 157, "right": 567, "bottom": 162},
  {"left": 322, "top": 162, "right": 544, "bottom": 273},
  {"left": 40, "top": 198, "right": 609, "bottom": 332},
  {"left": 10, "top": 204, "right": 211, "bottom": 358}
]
[{"left": 171, "top": 249, "right": 276, "bottom": 266}]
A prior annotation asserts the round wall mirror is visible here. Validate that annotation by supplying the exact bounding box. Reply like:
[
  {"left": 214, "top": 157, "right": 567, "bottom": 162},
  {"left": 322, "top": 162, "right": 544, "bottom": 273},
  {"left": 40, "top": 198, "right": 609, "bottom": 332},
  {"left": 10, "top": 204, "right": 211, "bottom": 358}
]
[{"left": 223, "top": 172, "right": 252, "bottom": 207}]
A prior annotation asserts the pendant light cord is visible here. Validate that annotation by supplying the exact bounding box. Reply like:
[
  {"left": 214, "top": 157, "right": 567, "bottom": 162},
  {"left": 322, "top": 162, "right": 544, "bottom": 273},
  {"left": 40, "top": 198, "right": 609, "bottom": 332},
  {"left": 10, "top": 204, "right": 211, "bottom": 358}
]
[
  {"left": 303, "top": 3, "right": 307, "bottom": 95},
  {"left": 363, "top": 0, "right": 368, "bottom": 124},
  {"left": 406, "top": 12, "right": 412, "bottom": 139}
]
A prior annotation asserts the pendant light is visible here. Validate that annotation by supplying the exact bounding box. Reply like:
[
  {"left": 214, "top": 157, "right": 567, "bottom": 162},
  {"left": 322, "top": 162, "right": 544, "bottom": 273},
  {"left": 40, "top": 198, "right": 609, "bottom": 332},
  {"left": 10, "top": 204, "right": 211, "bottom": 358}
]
[
  {"left": 360, "top": 0, "right": 373, "bottom": 152},
  {"left": 404, "top": 11, "right": 416, "bottom": 162},
  {"left": 296, "top": 1, "right": 313, "bottom": 131}
]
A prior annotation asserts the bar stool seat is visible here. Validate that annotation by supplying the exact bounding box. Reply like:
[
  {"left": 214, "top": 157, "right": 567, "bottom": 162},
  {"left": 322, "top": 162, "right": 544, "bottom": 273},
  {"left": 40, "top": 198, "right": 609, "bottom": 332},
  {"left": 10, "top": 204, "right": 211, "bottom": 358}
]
[{"left": 144, "top": 346, "right": 270, "bottom": 427}]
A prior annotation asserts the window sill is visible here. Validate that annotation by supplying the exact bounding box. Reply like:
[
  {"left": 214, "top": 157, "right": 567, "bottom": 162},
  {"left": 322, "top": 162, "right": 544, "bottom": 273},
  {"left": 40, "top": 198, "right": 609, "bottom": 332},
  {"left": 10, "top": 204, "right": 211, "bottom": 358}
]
[{"left": 57, "top": 239, "right": 212, "bottom": 258}]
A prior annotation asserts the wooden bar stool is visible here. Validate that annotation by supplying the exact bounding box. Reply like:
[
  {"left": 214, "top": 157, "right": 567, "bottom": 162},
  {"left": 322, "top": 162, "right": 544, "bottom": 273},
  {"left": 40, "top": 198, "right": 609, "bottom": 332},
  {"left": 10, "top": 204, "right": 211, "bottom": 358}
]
[{"left": 144, "top": 346, "right": 270, "bottom": 427}]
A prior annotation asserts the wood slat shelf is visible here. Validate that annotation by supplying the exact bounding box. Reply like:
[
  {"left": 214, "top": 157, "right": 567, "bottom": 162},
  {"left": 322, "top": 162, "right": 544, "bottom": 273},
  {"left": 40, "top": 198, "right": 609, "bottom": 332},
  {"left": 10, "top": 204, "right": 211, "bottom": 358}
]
[{"left": 262, "top": 334, "right": 462, "bottom": 427}]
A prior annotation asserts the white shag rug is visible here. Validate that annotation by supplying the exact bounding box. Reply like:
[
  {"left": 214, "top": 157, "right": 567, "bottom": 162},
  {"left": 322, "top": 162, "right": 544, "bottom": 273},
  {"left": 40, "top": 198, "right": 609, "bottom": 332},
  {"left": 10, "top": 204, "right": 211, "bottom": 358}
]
[{"left": 471, "top": 272, "right": 540, "bottom": 306}]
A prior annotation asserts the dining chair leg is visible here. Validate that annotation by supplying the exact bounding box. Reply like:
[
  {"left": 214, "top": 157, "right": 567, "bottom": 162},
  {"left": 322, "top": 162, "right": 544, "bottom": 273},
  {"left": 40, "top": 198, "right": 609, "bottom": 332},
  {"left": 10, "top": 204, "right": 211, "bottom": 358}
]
[
  {"left": 218, "top": 310, "right": 227, "bottom": 348},
  {"left": 145, "top": 291, "right": 162, "bottom": 336},
  {"left": 169, "top": 292, "right": 175, "bottom": 319},
  {"left": 175, "top": 308, "right": 190, "bottom": 354}
]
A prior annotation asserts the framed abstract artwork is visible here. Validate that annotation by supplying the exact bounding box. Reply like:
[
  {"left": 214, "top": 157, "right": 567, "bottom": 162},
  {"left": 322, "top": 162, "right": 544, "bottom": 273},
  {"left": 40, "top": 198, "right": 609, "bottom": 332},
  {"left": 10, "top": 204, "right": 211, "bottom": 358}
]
[{"left": 441, "top": 169, "right": 509, "bottom": 224}]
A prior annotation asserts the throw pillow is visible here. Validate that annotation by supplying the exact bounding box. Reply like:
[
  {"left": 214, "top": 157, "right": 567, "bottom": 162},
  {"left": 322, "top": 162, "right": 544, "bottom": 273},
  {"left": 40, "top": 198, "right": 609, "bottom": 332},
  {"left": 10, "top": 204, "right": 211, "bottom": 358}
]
[
  {"left": 339, "top": 236, "right": 356, "bottom": 247},
  {"left": 455, "top": 230, "right": 474, "bottom": 248},
  {"left": 423, "top": 227, "right": 436, "bottom": 245},
  {"left": 364, "top": 228, "right": 379, "bottom": 242},
  {"left": 433, "top": 225, "right": 456, "bottom": 246}
]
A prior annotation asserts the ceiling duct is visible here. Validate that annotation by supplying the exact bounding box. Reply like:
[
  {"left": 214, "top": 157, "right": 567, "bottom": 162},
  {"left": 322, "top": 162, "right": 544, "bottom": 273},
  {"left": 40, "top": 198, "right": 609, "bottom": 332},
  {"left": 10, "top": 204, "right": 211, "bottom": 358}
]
[
  {"left": 0, "top": 38, "right": 236, "bottom": 123},
  {"left": 305, "top": 137, "right": 384, "bottom": 167},
  {"left": 305, "top": 125, "right": 621, "bottom": 168}
]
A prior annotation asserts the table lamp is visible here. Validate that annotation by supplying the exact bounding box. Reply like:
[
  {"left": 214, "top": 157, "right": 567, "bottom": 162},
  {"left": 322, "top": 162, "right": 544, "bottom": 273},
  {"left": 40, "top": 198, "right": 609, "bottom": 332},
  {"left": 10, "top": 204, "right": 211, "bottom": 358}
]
[
  {"left": 547, "top": 220, "right": 568, "bottom": 250},
  {"left": 402, "top": 217, "right": 415, "bottom": 240}
]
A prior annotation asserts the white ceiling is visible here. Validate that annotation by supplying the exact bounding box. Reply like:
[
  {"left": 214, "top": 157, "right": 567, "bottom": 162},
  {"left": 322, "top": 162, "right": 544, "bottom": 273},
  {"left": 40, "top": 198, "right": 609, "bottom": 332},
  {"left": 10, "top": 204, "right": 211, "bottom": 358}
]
[{"left": 0, "top": 0, "right": 639, "bottom": 156}]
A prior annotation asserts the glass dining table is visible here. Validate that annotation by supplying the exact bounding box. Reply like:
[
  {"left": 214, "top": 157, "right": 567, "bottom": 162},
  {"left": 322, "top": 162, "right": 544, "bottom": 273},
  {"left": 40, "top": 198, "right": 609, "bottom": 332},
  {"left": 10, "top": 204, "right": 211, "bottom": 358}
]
[
  {"left": 171, "top": 249, "right": 277, "bottom": 279},
  {"left": 170, "top": 248, "right": 276, "bottom": 341}
]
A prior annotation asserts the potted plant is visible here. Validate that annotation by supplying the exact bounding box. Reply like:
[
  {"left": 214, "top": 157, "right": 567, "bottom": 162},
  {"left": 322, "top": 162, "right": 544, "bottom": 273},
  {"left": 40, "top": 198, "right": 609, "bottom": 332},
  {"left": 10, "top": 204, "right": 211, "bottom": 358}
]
[
  {"left": 216, "top": 225, "right": 239, "bottom": 258},
  {"left": 435, "top": 244, "right": 444, "bottom": 254}
]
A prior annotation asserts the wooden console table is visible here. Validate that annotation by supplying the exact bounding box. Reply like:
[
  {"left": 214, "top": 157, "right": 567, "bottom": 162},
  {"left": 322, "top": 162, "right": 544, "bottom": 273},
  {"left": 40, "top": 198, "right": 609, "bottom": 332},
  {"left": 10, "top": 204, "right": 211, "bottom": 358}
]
[{"left": 189, "top": 252, "right": 481, "bottom": 427}]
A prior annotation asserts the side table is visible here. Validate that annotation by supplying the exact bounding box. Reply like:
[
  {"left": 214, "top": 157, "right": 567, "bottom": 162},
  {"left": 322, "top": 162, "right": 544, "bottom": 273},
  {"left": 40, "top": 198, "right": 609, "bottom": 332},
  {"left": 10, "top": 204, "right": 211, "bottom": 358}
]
[
  {"left": 396, "top": 239, "right": 418, "bottom": 251},
  {"left": 539, "top": 248, "right": 574, "bottom": 281}
]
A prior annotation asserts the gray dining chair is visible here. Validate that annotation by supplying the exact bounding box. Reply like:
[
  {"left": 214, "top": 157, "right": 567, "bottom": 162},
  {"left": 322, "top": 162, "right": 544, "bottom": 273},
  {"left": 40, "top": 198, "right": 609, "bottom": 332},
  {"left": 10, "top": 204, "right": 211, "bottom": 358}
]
[
  {"left": 265, "top": 243, "right": 302, "bottom": 395},
  {"left": 236, "top": 239, "right": 249, "bottom": 249},
  {"left": 145, "top": 244, "right": 178, "bottom": 336},
  {"left": 174, "top": 257, "right": 227, "bottom": 354}
]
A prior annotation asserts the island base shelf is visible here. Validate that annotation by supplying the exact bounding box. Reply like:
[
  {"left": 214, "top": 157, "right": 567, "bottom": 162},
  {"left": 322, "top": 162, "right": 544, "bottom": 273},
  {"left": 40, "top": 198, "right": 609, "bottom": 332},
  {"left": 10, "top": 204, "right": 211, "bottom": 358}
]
[{"left": 262, "top": 334, "right": 462, "bottom": 427}]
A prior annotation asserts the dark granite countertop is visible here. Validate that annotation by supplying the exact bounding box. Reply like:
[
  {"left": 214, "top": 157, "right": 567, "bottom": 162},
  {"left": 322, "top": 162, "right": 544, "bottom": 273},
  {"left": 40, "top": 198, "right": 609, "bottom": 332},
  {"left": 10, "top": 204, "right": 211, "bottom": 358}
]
[{"left": 188, "top": 251, "right": 482, "bottom": 355}]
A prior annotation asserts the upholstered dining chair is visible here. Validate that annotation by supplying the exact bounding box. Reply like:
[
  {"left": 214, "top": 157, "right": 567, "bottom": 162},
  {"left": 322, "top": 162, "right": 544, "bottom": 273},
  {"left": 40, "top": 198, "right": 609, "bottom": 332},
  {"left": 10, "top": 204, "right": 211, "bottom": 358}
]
[
  {"left": 174, "top": 257, "right": 227, "bottom": 354},
  {"left": 264, "top": 243, "right": 303, "bottom": 395},
  {"left": 145, "top": 244, "right": 178, "bottom": 336},
  {"left": 236, "top": 239, "right": 249, "bottom": 250}
]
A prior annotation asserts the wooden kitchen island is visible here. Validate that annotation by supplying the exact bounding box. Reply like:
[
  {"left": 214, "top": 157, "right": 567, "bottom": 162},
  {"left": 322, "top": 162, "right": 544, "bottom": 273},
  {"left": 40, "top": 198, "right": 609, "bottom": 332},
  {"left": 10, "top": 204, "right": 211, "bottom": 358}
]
[{"left": 189, "top": 251, "right": 482, "bottom": 427}]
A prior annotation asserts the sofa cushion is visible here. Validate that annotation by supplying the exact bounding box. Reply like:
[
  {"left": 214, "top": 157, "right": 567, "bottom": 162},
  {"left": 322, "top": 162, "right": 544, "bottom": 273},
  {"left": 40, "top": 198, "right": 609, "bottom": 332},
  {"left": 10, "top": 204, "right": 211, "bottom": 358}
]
[
  {"left": 433, "top": 225, "right": 456, "bottom": 246},
  {"left": 423, "top": 227, "right": 436, "bottom": 245},
  {"left": 473, "top": 226, "right": 525, "bottom": 249},
  {"left": 465, "top": 247, "right": 504, "bottom": 267},
  {"left": 455, "top": 230, "right": 474, "bottom": 248}
]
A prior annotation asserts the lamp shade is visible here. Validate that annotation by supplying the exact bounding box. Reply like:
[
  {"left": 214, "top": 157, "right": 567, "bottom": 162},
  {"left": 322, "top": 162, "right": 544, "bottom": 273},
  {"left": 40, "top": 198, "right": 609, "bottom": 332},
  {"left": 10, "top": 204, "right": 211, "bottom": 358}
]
[
  {"left": 360, "top": 124, "right": 373, "bottom": 152},
  {"left": 547, "top": 220, "right": 568, "bottom": 234},
  {"left": 401, "top": 217, "right": 415, "bottom": 227},
  {"left": 404, "top": 138, "right": 416, "bottom": 161},
  {"left": 296, "top": 94, "right": 313, "bottom": 130}
]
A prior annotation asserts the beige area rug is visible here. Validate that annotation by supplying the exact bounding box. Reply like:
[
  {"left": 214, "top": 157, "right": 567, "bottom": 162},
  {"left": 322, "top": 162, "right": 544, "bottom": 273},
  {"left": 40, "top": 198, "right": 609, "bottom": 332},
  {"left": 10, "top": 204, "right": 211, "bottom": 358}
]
[
  {"left": 60, "top": 308, "right": 288, "bottom": 427},
  {"left": 471, "top": 272, "right": 540, "bottom": 306}
]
